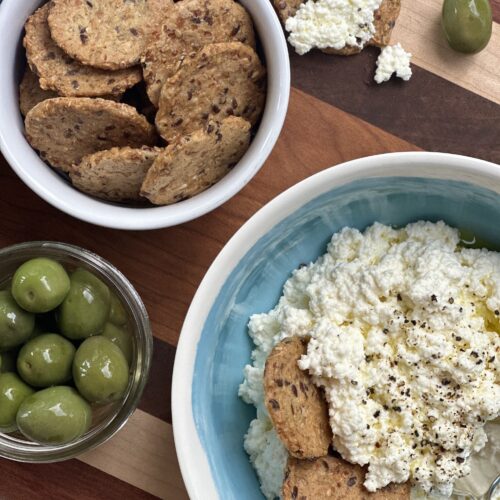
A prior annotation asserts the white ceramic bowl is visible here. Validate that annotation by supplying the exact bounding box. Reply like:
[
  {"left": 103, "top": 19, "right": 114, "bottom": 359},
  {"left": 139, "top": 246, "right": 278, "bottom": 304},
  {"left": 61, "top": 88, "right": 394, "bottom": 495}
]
[
  {"left": 172, "top": 152, "right": 500, "bottom": 499},
  {"left": 0, "top": 0, "right": 290, "bottom": 230}
]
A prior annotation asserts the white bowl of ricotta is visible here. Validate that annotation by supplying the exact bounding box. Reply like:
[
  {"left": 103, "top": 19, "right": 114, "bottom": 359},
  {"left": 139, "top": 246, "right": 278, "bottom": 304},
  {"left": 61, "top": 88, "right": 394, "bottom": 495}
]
[{"left": 172, "top": 152, "right": 500, "bottom": 500}]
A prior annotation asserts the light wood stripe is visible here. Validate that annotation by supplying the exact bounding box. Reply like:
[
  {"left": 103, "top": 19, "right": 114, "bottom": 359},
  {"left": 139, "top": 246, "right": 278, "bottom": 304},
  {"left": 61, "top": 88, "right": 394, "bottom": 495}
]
[
  {"left": 79, "top": 410, "right": 188, "bottom": 499},
  {"left": 392, "top": 0, "right": 500, "bottom": 104}
]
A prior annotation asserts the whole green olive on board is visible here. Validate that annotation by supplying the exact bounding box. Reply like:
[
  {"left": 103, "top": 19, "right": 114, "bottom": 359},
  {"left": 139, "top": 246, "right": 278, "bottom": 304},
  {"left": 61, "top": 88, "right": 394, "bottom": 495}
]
[
  {"left": 17, "top": 386, "right": 92, "bottom": 445},
  {"left": 17, "top": 333, "right": 76, "bottom": 387},
  {"left": 73, "top": 336, "right": 129, "bottom": 404},
  {"left": 11, "top": 258, "right": 70, "bottom": 313},
  {"left": 0, "top": 290, "right": 35, "bottom": 352},
  {"left": 58, "top": 268, "right": 111, "bottom": 340},
  {"left": 0, "top": 373, "right": 34, "bottom": 430},
  {"left": 442, "top": 0, "right": 492, "bottom": 54}
]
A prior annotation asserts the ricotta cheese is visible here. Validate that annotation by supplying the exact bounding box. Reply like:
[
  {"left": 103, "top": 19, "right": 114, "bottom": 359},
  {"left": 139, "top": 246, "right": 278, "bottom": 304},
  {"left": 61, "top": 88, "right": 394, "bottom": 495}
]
[
  {"left": 375, "top": 43, "right": 412, "bottom": 83},
  {"left": 285, "top": 0, "right": 382, "bottom": 55},
  {"left": 239, "top": 221, "right": 500, "bottom": 499}
]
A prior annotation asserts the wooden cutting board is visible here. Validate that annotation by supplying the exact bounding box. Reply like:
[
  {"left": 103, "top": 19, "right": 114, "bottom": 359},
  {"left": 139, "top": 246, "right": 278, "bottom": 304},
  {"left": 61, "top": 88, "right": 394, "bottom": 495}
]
[{"left": 0, "top": 0, "right": 499, "bottom": 498}]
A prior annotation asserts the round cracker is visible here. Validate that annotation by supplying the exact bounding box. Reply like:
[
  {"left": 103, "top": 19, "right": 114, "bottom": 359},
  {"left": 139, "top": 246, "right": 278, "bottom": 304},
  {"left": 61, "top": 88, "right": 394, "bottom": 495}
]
[
  {"left": 312, "top": 0, "right": 402, "bottom": 56},
  {"left": 322, "top": 45, "right": 363, "bottom": 56},
  {"left": 371, "top": 0, "right": 401, "bottom": 47},
  {"left": 283, "top": 456, "right": 411, "bottom": 500},
  {"left": 24, "top": 4, "right": 141, "bottom": 98},
  {"left": 19, "top": 66, "right": 59, "bottom": 117},
  {"left": 70, "top": 146, "right": 161, "bottom": 202},
  {"left": 272, "top": 0, "right": 305, "bottom": 25},
  {"left": 264, "top": 337, "right": 332, "bottom": 459},
  {"left": 48, "top": 0, "right": 173, "bottom": 70},
  {"left": 25, "top": 97, "right": 157, "bottom": 171},
  {"left": 141, "top": 0, "right": 256, "bottom": 107},
  {"left": 19, "top": 66, "right": 121, "bottom": 116},
  {"left": 140, "top": 116, "right": 250, "bottom": 205},
  {"left": 155, "top": 42, "right": 266, "bottom": 143}
]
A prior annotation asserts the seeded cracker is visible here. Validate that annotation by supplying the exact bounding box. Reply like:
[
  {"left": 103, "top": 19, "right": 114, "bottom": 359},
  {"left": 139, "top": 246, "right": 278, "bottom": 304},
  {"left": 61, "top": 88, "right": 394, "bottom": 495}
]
[
  {"left": 70, "top": 146, "right": 161, "bottom": 202},
  {"left": 370, "top": 0, "right": 401, "bottom": 47},
  {"left": 277, "top": 0, "right": 400, "bottom": 55},
  {"left": 141, "top": 0, "right": 256, "bottom": 107},
  {"left": 140, "top": 116, "right": 250, "bottom": 205},
  {"left": 19, "top": 66, "right": 59, "bottom": 117},
  {"left": 48, "top": 0, "right": 173, "bottom": 70},
  {"left": 23, "top": 4, "right": 141, "bottom": 98},
  {"left": 322, "top": 0, "right": 401, "bottom": 55},
  {"left": 264, "top": 337, "right": 332, "bottom": 459},
  {"left": 283, "top": 456, "right": 411, "bottom": 500},
  {"left": 19, "top": 66, "right": 121, "bottom": 116},
  {"left": 273, "top": 0, "right": 305, "bottom": 25},
  {"left": 155, "top": 42, "right": 266, "bottom": 143},
  {"left": 25, "top": 97, "right": 157, "bottom": 171}
]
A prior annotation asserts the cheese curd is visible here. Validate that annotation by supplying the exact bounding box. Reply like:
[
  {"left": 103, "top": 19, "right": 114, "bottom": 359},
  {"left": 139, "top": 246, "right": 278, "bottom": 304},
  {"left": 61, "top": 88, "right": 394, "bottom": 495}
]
[
  {"left": 285, "top": 0, "right": 382, "bottom": 55},
  {"left": 239, "top": 221, "right": 500, "bottom": 499},
  {"left": 375, "top": 43, "right": 412, "bottom": 83}
]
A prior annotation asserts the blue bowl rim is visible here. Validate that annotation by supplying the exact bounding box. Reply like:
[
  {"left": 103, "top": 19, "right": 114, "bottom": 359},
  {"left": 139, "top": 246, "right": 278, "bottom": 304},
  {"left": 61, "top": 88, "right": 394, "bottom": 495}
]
[{"left": 172, "top": 151, "right": 500, "bottom": 499}]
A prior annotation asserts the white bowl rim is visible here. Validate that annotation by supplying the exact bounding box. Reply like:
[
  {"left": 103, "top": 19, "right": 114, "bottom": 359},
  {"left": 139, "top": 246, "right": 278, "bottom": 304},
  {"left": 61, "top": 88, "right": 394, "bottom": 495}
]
[
  {"left": 0, "top": 0, "right": 290, "bottom": 230},
  {"left": 172, "top": 151, "right": 500, "bottom": 500}
]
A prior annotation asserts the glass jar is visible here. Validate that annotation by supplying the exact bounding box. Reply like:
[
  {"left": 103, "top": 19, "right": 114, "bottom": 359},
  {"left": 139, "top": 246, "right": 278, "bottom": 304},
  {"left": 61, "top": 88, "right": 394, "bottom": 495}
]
[{"left": 0, "top": 241, "right": 152, "bottom": 462}]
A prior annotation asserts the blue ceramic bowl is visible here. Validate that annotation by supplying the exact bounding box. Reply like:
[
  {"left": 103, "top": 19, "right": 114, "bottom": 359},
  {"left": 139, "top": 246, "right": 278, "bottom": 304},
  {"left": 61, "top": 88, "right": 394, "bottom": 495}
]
[{"left": 172, "top": 152, "right": 500, "bottom": 499}]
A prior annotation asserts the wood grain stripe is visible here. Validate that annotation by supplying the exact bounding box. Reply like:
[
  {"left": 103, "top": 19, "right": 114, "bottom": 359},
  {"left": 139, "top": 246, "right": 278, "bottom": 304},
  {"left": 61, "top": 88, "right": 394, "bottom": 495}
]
[
  {"left": 79, "top": 410, "right": 188, "bottom": 500},
  {"left": 0, "top": 456, "right": 155, "bottom": 499},
  {"left": 290, "top": 50, "right": 500, "bottom": 163},
  {"left": 392, "top": 0, "right": 500, "bottom": 103},
  {"left": 493, "top": 0, "right": 500, "bottom": 24},
  {"left": 139, "top": 337, "right": 175, "bottom": 424}
]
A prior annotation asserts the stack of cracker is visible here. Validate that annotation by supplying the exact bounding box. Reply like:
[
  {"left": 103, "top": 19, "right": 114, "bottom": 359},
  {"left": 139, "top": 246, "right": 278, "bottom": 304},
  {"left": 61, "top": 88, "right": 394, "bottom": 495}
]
[
  {"left": 264, "top": 337, "right": 411, "bottom": 499},
  {"left": 21, "top": 0, "right": 266, "bottom": 205}
]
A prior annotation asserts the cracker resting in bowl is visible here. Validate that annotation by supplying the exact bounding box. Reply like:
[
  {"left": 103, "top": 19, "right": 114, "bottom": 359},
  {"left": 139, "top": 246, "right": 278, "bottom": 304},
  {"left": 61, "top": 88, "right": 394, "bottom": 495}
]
[
  {"left": 141, "top": 116, "right": 250, "bottom": 205},
  {"left": 70, "top": 146, "right": 161, "bottom": 202},
  {"left": 23, "top": 3, "right": 141, "bottom": 98},
  {"left": 19, "top": 67, "right": 59, "bottom": 117},
  {"left": 141, "top": 0, "right": 256, "bottom": 106},
  {"left": 155, "top": 42, "right": 266, "bottom": 143},
  {"left": 48, "top": 0, "right": 173, "bottom": 70},
  {"left": 283, "top": 455, "right": 411, "bottom": 499},
  {"left": 25, "top": 97, "right": 157, "bottom": 171},
  {"left": 264, "top": 337, "right": 332, "bottom": 459}
]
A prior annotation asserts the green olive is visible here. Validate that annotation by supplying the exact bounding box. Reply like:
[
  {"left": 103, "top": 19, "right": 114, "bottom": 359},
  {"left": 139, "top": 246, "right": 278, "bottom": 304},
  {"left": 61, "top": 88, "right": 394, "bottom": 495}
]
[
  {"left": 0, "top": 290, "right": 35, "bottom": 352},
  {"left": 102, "top": 322, "right": 133, "bottom": 365},
  {"left": 442, "top": 0, "right": 492, "bottom": 54},
  {"left": 17, "top": 334, "right": 76, "bottom": 388},
  {"left": 73, "top": 336, "right": 129, "bottom": 403},
  {"left": 109, "top": 293, "right": 128, "bottom": 326},
  {"left": 58, "top": 268, "right": 111, "bottom": 340},
  {"left": 0, "top": 372, "right": 34, "bottom": 431},
  {"left": 11, "top": 258, "right": 70, "bottom": 313},
  {"left": 17, "top": 386, "right": 92, "bottom": 445}
]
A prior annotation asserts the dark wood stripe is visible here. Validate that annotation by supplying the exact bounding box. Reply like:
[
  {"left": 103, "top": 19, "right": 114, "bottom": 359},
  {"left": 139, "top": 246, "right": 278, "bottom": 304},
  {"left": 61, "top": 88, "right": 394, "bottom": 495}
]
[
  {"left": 290, "top": 47, "right": 500, "bottom": 164},
  {"left": 0, "top": 458, "right": 156, "bottom": 499},
  {"left": 138, "top": 336, "right": 175, "bottom": 424},
  {"left": 492, "top": 0, "right": 500, "bottom": 24}
]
